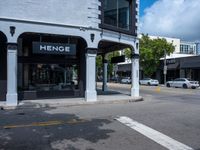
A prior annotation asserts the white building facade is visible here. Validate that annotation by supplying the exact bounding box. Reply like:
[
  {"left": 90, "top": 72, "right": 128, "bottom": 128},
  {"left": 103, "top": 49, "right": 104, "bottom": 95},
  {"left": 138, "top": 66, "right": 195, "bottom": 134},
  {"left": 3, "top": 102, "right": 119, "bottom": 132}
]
[
  {"left": 147, "top": 35, "right": 181, "bottom": 54},
  {"left": 180, "top": 41, "right": 197, "bottom": 55},
  {"left": 0, "top": 0, "right": 140, "bottom": 106}
]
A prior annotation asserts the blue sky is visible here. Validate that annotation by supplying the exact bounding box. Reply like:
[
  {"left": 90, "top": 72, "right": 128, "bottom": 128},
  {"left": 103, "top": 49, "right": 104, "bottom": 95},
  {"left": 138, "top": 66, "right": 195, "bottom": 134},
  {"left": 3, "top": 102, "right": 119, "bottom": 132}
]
[
  {"left": 140, "top": 0, "right": 157, "bottom": 17},
  {"left": 139, "top": 0, "right": 200, "bottom": 41}
]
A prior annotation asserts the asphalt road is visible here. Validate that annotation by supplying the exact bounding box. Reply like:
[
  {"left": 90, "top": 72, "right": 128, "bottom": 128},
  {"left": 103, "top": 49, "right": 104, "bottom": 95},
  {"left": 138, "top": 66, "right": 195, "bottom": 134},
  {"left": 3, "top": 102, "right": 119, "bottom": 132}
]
[{"left": 0, "top": 84, "right": 200, "bottom": 150}]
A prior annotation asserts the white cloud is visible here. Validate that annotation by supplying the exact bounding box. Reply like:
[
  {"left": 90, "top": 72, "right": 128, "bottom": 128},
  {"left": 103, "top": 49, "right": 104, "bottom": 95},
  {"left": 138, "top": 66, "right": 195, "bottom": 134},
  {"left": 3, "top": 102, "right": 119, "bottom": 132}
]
[{"left": 140, "top": 0, "right": 200, "bottom": 41}]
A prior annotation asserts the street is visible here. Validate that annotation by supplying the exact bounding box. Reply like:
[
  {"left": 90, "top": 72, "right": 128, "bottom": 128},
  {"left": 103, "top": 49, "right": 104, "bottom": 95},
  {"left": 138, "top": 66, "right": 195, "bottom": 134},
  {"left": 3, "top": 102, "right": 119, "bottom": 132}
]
[{"left": 0, "top": 84, "right": 200, "bottom": 150}]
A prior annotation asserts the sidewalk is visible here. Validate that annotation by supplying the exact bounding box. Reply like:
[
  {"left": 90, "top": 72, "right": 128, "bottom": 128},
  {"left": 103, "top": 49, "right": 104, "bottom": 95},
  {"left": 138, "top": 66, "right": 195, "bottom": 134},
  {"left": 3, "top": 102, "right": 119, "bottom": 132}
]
[{"left": 0, "top": 92, "right": 143, "bottom": 109}]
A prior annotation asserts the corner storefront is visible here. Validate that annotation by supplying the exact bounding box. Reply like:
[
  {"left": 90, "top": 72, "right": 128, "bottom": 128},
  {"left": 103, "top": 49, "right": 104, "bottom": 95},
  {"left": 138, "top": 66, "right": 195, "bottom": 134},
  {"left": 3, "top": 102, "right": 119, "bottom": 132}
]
[
  {"left": 0, "top": 0, "right": 140, "bottom": 106},
  {"left": 17, "top": 33, "right": 87, "bottom": 100}
]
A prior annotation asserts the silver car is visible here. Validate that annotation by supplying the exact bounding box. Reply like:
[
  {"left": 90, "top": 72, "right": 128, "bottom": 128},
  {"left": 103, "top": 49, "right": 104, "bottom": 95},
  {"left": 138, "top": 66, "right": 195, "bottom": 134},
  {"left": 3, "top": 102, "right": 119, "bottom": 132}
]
[
  {"left": 166, "top": 78, "right": 199, "bottom": 89},
  {"left": 139, "top": 78, "right": 159, "bottom": 86},
  {"left": 121, "top": 77, "right": 131, "bottom": 84}
]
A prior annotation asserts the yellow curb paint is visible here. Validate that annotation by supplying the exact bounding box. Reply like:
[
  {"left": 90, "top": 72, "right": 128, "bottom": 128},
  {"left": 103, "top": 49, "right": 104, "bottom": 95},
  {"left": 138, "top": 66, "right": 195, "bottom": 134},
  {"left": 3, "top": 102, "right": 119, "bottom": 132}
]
[
  {"left": 155, "top": 87, "right": 161, "bottom": 93},
  {"left": 3, "top": 119, "right": 87, "bottom": 129}
]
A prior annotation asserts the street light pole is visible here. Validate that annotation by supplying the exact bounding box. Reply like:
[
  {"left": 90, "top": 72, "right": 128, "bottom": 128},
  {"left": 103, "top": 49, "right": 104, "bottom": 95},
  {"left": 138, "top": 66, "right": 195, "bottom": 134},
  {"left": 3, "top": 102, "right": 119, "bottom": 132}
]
[{"left": 164, "top": 49, "right": 167, "bottom": 85}]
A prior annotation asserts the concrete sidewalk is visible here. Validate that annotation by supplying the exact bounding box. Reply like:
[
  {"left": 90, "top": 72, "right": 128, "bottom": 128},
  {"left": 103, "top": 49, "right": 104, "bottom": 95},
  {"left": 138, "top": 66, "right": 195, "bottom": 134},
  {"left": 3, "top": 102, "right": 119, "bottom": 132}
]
[{"left": 0, "top": 92, "right": 143, "bottom": 109}]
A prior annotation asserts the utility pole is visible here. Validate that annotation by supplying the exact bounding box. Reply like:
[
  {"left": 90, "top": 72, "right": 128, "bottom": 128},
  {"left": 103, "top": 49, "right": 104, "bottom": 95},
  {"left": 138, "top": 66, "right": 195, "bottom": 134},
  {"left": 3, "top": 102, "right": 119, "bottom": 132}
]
[
  {"left": 195, "top": 41, "right": 200, "bottom": 55},
  {"left": 163, "top": 49, "right": 167, "bottom": 85}
]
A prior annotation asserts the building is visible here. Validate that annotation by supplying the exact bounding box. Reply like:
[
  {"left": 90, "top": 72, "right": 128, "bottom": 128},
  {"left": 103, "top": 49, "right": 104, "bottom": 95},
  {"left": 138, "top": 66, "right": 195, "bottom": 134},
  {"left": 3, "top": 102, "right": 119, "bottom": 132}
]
[
  {"left": 147, "top": 35, "right": 198, "bottom": 55},
  {"left": 158, "top": 56, "right": 200, "bottom": 83},
  {"left": 158, "top": 39, "right": 199, "bottom": 83},
  {"left": 117, "top": 34, "right": 200, "bottom": 83},
  {"left": 195, "top": 42, "right": 200, "bottom": 55},
  {"left": 146, "top": 35, "right": 181, "bottom": 54},
  {"left": 0, "top": 0, "right": 140, "bottom": 106}
]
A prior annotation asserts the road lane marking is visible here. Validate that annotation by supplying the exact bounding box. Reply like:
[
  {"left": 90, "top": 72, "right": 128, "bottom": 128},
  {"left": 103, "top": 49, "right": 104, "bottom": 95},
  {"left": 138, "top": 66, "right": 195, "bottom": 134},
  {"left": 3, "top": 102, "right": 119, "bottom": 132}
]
[
  {"left": 116, "top": 116, "right": 194, "bottom": 150},
  {"left": 3, "top": 119, "right": 86, "bottom": 129}
]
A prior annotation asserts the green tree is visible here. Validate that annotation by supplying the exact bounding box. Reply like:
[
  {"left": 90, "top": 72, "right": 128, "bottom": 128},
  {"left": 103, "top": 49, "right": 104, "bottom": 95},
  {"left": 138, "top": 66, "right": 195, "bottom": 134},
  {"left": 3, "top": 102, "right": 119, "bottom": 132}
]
[
  {"left": 107, "top": 51, "right": 120, "bottom": 78},
  {"left": 123, "top": 34, "right": 175, "bottom": 77},
  {"left": 96, "top": 55, "right": 103, "bottom": 79},
  {"left": 124, "top": 48, "right": 132, "bottom": 59},
  {"left": 96, "top": 51, "right": 120, "bottom": 79},
  {"left": 140, "top": 34, "right": 175, "bottom": 77}
]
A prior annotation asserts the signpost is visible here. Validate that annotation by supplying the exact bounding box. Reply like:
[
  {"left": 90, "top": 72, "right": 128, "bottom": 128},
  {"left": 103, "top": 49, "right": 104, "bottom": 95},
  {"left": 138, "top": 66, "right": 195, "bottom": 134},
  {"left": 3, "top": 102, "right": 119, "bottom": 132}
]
[
  {"left": 164, "top": 66, "right": 167, "bottom": 75},
  {"left": 164, "top": 49, "right": 167, "bottom": 85}
]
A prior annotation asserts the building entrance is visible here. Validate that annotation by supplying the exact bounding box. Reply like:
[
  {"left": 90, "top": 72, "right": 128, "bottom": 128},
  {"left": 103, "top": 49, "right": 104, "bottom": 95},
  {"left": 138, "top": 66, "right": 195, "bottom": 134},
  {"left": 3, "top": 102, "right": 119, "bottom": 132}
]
[{"left": 18, "top": 33, "right": 86, "bottom": 100}]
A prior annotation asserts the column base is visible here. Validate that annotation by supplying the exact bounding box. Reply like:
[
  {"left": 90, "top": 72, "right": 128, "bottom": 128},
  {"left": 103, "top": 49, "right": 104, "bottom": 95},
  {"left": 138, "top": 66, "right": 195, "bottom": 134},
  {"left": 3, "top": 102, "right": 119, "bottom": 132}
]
[
  {"left": 6, "top": 93, "right": 18, "bottom": 106},
  {"left": 131, "top": 88, "right": 139, "bottom": 97},
  {"left": 85, "top": 90, "right": 97, "bottom": 102}
]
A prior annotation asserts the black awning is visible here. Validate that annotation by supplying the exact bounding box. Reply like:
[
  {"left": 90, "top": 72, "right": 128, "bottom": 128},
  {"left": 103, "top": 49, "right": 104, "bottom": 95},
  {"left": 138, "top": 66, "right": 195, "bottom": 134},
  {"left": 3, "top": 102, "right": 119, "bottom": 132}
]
[
  {"left": 167, "top": 62, "right": 180, "bottom": 70},
  {"left": 181, "top": 61, "right": 200, "bottom": 69}
]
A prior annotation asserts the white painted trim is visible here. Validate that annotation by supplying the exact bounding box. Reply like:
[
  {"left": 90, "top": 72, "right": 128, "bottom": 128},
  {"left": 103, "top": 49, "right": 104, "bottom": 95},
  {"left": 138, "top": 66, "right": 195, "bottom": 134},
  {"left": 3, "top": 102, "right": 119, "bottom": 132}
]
[
  {"left": 85, "top": 52, "right": 97, "bottom": 102},
  {"left": 6, "top": 48, "right": 18, "bottom": 106}
]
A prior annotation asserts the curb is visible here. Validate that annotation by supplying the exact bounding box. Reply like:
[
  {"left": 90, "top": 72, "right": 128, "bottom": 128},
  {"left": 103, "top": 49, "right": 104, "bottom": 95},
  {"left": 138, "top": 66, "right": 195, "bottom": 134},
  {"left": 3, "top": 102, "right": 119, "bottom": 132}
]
[{"left": 0, "top": 97, "right": 144, "bottom": 110}]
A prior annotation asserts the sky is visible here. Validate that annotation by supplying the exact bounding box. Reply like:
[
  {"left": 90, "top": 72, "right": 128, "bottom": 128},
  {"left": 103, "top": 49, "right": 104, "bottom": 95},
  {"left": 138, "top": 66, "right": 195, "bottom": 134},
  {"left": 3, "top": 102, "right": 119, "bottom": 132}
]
[{"left": 139, "top": 0, "right": 200, "bottom": 41}]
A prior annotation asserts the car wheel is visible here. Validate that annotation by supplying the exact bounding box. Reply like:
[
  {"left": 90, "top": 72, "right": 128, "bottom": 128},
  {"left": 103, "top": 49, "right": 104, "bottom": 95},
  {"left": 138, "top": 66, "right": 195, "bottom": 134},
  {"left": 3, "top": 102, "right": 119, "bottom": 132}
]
[
  {"left": 148, "top": 82, "right": 151, "bottom": 86},
  {"left": 191, "top": 86, "right": 196, "bottom": 89},
  {"left": 166, "top": 83, "right": 170, "bottom": 87},
  {"left": 183, "top": 84, "right": 188, "bottom": 89}
]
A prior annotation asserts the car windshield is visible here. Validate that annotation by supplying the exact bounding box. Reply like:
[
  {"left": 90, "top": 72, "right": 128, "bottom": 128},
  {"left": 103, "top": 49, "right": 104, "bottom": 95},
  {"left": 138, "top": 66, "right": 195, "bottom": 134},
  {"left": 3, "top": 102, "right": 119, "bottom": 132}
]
[
  {"left": 144, "top": 78, "right": 151, "bottom": 80},
  {"left": 174, "top": 78, "right": 180, "bottom": 81},
  {"left": 186, "top": 78, "right": 192, "bottom": 81}
]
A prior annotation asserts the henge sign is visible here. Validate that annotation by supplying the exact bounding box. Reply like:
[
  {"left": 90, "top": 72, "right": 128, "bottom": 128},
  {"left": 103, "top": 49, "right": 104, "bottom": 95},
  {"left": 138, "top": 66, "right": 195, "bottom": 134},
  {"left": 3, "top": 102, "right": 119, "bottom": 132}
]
[{"left": 32, "top": 42, "right": 76, "bottom": 55}]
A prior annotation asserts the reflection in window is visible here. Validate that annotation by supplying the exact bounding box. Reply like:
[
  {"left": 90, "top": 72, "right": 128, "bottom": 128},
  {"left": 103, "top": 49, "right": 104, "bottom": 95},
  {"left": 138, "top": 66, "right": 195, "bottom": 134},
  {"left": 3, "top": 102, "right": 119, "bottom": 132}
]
[
  {"left": 103, "top": 0, "right": 130, "bottom": 30},
  {"left": 20, "top": 63, "right": 78, "bottom": 91}
]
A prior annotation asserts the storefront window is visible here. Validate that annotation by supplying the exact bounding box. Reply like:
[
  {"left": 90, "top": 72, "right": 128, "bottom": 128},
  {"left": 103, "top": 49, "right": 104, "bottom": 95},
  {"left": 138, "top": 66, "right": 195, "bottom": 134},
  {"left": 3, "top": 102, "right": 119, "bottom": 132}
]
[
  {"left": 103, "top": 0, "right": 130, "bottom": 30},
  {"left": 21, "top": 63, "right": 78, "bottom": 92}
]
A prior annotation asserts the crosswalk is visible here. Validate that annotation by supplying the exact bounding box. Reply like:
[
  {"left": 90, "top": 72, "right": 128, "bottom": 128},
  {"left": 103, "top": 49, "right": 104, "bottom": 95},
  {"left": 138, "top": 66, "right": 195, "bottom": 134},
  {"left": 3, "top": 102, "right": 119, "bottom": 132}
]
[{"left": 116, "top": 116, "right": 194, "bottom": 150}]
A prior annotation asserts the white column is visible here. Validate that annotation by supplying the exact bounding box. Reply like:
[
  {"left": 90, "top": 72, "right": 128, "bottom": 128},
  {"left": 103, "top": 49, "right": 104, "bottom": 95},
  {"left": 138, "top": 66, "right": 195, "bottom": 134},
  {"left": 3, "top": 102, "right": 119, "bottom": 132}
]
[
  {"left": 85, "top": 50, "right": 97, "bottom": 102},
  {"left": 6, "top": 43, "right": 18, "bottom": 106},
  {"left": 102, "top": 59, "right": 108, "bottom": 91},
  {"left": 131, "top": 56, "right": 140, "bottom": 97}
]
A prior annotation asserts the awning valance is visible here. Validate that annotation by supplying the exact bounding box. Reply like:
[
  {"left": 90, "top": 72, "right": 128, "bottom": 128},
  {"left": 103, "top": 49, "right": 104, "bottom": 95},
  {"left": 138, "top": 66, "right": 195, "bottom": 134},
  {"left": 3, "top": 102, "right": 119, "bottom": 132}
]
[{"left": 181, "top": 61, "right": 200, "bottom": 69}]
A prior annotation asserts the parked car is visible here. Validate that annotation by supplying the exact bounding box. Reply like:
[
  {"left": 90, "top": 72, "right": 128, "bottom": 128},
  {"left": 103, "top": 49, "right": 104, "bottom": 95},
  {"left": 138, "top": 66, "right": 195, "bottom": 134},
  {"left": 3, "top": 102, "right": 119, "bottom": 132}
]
[
  {"left": 139, "top": 78, "right": 159, "bottom": 86},
  {"left": 166, "top": 78, "right": 199, "bottom": 89},
  {"left": 121, "top": 77, "right": 131, "bottom": 84},
  {"left": 110, "top": 77, "right": 119, "bottom": 83}
]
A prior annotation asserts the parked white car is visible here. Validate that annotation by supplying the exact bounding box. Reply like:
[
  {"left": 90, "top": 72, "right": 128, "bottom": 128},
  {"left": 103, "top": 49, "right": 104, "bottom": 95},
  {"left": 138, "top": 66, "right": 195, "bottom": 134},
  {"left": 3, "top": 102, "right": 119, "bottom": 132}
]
[
  {"left": 121, "top": 77, "right": 131, "bottom": 84},
  {"left": 139, "top": 78, "right": 159, "bottom": 86},
  {"left": 166, "top": 78, "right": 199, "bottom": 89}
]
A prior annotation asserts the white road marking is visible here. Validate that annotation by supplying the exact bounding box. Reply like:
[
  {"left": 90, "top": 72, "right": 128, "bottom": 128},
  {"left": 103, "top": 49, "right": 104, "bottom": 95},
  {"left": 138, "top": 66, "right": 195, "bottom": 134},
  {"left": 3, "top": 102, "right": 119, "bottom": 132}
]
[{"left": 116, "top": 116, "right": 194, "bottom": 150}]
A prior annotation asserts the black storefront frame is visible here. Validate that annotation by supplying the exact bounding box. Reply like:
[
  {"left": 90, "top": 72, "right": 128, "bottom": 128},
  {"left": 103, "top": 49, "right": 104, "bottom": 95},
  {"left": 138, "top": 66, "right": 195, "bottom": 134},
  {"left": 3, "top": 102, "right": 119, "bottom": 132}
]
[
  {"left": 17, "top": 33, "right": 86, "bottom": 100},
  {"left": 0, "top": 32, "right": 7, "bottom": 101}
]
